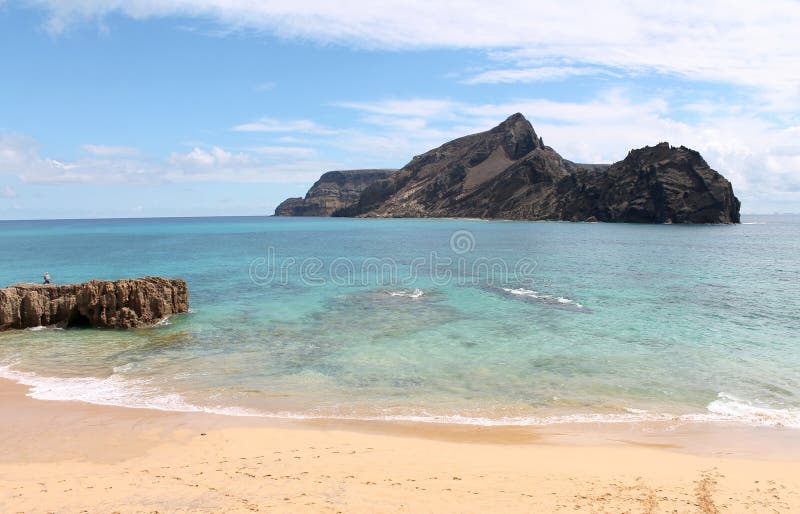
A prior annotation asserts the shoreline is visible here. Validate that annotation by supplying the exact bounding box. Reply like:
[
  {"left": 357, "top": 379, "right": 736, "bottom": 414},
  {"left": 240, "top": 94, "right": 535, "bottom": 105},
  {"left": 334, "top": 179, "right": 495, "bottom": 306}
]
[
  {"left": 3, "top": 376, "right": 800, "bottom": 460},
  {"left": 2, "top": 378, "right": 800, "bottom": 512},
  {"left": 4, "top": 362, "right": 799, "bottom": 437}
]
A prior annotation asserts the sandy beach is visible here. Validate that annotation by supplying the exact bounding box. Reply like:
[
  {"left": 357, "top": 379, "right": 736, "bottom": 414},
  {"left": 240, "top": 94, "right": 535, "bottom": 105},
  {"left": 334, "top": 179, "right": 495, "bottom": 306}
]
[{"left": 2, "top": 379, "right": 799, "bottom": 513}]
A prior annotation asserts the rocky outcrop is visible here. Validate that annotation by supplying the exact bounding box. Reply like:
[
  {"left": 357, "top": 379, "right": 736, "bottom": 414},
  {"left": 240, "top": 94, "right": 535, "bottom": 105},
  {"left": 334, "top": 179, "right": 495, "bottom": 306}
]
[
  {"left": 587, "top": 143, "right": 741, "bottom": 223},
  {"left": 0, "top": 277, "right": 189, "bottom": 330},
  {"left": 274, "top": 197, "right": 306, "bottom": 216},
  {"left": 275, "top": 169, "right": 397, "bottom": 216},
  {"left": 335, "top": 114, "right": 740, "bottom": 223}
]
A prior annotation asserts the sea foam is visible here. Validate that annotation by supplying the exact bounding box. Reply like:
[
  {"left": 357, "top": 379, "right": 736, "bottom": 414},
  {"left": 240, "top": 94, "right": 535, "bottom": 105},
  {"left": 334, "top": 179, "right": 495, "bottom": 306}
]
[
  {"left": 701, "top": 392, "right": 800, "bottom": 429},
  {"left": 388, "top": 288, "right": 424, "bottom": 298},
  {"left": 2, "top": 361, "right": 798, "bottom": 429},
  {"left": 0, "top": 363, "right": 258, "bottom": 417},
  {"left": 501, "top": 287, "right": 584, "bottom": 309}
]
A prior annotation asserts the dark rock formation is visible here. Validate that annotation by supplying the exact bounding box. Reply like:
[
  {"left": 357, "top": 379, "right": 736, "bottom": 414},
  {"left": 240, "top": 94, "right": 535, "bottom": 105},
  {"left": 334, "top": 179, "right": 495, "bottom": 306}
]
[
  {"left": 273, "top": 197, "right": 306, "bottom": 216},
  {"left": 0, "top": 277, "right": 189, "bottom": 330},
  {"left": 275, "top": 169, "right": 397, "bottom": 216},
  {"left": 337, "top": 113, "right": 740, "bottom": 223},
  {"left": 590, "top": 143, "right": 741, "bottom": 223}
]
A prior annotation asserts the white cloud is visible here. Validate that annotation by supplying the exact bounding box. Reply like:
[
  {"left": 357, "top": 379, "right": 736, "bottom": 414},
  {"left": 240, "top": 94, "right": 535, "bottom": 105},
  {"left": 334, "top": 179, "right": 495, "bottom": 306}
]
[
  {"left": 231, "top": 117, "right": 338, "bottom": 134},
  {"left": 163, "top": 147, "right": 339, "bottom": 182},
  {"left": 247, "top": 146, "right": 316, "bottom": 158},
  {"left": 275, "top": 136, "right": 306, "bottom": 144},
  {"left": 165, "top": 145, "right": 333, "bottom": 182},
  {"left": 83, "top": 144, "right": 140, "bottom": 156},
  {"left": 463, "top": 66, "right": 613, "bottom": 85},
  {"left": 24, "top": 1, "right": 800, "bottom": 106},
  {"left": 2, "top": 1, "right": 795, "bottom": 214},
  {"left": 333, "top": 99, "right": 457, "bottom": 119},
  {"left": 167, "top": 146, "right": 251, "bottom": 170},
  {"left": 0, "top": 135, "right": 339, "bottom": 185}
]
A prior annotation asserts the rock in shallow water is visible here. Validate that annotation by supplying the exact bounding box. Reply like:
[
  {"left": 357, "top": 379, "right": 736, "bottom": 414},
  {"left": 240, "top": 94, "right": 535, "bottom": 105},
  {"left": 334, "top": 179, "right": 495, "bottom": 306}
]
[{"left": 0, "top": 277, "right": 189, "bottom": 330}]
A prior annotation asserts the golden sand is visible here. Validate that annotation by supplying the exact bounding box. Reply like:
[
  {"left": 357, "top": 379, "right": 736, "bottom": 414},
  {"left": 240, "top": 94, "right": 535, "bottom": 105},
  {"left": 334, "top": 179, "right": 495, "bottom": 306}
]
[{"left": 1, "top": 378, "right": 799, "bottom": 513}]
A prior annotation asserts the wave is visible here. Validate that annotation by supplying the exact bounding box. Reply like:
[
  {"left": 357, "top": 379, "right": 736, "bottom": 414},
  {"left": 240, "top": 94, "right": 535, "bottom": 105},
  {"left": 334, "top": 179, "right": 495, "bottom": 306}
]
[
  {"left": 25, "top": 326, "right": 64, "bottom": 332},
  {"left": 388, "top": 288, "right": 424, "bottom": 299},
  {"left": 701, "top": 392, "right": 800, "bottom": 428},
  {"left": 112, "top": 362, "right": 137, "bottom": 373},
  {"left": 501, "top": 287, "right": 584, "bottom": 309},
  {"left": 0, "top": 364, "right": 258, "bottom": 417},
  {"left": 1, "top": 364, "right": 797, "bottom": 428}
]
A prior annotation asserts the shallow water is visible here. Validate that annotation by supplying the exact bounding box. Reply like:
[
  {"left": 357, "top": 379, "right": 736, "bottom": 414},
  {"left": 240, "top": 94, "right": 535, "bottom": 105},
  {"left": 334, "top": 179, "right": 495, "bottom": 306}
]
[{"left": 1, "top": 215, "right": 799, "bottom": 428}]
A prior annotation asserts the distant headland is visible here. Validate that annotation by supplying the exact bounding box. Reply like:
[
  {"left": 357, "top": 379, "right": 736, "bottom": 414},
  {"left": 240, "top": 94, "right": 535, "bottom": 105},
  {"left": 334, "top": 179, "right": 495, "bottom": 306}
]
[{"left": 276, "top": 114, "right": 740, "bottom": 224}]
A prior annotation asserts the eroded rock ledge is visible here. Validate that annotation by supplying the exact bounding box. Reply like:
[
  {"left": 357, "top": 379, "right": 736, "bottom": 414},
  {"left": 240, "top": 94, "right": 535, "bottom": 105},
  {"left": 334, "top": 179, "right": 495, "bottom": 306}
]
[{"left": 0, "top": 277, "right": 189, "bottom": 330}]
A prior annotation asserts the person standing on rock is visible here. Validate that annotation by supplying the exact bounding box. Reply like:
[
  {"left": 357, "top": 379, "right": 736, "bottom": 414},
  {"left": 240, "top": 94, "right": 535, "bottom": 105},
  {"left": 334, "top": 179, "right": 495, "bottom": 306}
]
[{"left": 43, "top": 272, "right": 51, "bottom": 284}]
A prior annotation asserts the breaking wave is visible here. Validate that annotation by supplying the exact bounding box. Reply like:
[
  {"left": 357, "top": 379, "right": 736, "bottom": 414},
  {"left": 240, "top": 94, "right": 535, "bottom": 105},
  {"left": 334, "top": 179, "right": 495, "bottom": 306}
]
[
  {"left": 0, "top": 363, "right": 258, "bottom": 417},
  {"left": 2, "top": 363, "right": 798, "bottom": 429},
  {"left": 501, "top": 287, "right": 584, "bottom": 309}
]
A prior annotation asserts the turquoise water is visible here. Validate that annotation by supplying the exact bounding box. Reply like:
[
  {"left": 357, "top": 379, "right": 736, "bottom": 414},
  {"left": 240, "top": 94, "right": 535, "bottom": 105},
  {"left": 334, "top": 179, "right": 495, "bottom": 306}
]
[{"left": 1, "top": 216, "right": 799, "bottom": 427}]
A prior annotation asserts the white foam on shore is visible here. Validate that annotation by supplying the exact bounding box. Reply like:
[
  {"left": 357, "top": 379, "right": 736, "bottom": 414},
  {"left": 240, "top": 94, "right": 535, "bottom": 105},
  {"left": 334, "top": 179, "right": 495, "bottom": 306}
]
[
  {"left": 388, "top": 288, "right": 424, "bottom": 299},
  {"left": 700, "top": 392, "right": 800, "bottom": 428},
  {"left": 501, "top": 287, "right": 584, "bottom": 308},
  {"left": 1, "top": 364, "right": 798, "bottom": 429},
  {"left": 112, "top": 362, "right": 137, "bottom": 373},
  {"left": 0, "top": 363, "right": 258, "bottom": 417}
]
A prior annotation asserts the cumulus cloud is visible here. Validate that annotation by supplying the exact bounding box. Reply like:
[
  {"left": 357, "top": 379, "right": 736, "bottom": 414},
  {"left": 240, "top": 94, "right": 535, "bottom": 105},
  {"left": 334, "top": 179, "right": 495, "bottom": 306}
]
[
  {"left": 0, "top": 133, "right": 146, "bottom": 184},
  {"left": 0, "top": 135, "right": 339, "bottom": 185},
  {"left": 167, "top": 146, "right": 251, "bottom": 171},
  {"left": 164, "top": 146, "right": 336, "bottom": 182}
]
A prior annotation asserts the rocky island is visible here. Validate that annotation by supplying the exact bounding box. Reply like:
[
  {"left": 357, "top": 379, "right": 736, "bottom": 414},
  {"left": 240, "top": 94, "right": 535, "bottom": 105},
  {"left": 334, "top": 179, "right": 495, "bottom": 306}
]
[
  {"left": 278, "top": 114, "right": 740, "bottom": 223},
  {"left": 275, "top": 169, "right": 397, "bottom": 216},
  {"left": 0, "top": 277, "right": 189, "bottom": 330}
]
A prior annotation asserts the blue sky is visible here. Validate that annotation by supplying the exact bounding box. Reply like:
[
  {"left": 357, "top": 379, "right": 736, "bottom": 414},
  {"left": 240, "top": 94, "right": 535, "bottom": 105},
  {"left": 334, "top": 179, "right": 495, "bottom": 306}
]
[{"left": 1, "top": 1, "right": 799, "bottom": 219}]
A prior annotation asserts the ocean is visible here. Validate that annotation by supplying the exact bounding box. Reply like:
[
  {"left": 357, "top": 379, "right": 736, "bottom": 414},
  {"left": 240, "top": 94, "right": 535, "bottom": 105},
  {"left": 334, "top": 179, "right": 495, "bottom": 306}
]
[{"left": 1, "top": 215, "right": 798, "bottom": 428}]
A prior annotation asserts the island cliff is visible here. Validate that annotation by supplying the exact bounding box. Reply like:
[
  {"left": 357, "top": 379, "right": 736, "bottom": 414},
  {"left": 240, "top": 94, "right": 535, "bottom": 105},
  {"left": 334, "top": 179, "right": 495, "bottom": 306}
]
[
  {"left": 275, "top": 169, "right": 397, "bottom": 216},
  {"left": 277, "top": 116, "right": 739, "bottom": 223},
  {"left": 0, "top": 277, "right": 189, "bottom": 330},
  {"left": 331, "top": 114, "right": 739, "bottom": 223}
]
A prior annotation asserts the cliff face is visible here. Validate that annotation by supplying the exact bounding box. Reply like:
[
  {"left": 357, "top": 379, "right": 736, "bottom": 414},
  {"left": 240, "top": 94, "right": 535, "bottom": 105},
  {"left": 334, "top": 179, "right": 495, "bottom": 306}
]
[
  {"left": 590, "top": 143, "right": 741, "bottom": 223},
  {"left": 0, "top": 277, "right": 189, "bottom": 330},
  {"left": 275, "top": 169, "right": 397, "bottom": 216},
  {"left": 340, "top": 114, "right": 740, "bottom": 223}
]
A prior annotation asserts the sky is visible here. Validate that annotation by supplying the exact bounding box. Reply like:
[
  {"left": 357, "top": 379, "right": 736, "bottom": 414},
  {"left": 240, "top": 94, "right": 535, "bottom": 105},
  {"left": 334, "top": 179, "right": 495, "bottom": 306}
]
[{"left": 1, "top": 1, "right": 799, "bottom": 219}]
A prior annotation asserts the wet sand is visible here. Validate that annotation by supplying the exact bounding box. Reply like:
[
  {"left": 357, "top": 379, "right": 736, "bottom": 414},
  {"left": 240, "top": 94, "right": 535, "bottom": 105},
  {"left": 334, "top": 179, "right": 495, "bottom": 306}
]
[{"left": 1, "top": 378, "right": 799, "bottom": 513}]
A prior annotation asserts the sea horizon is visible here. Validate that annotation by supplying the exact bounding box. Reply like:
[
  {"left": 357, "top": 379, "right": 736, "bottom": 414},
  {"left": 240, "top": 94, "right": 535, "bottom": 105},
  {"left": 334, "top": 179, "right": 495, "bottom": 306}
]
[{"left": 1, "top": 212, "right": 799, "bottom": 223}]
